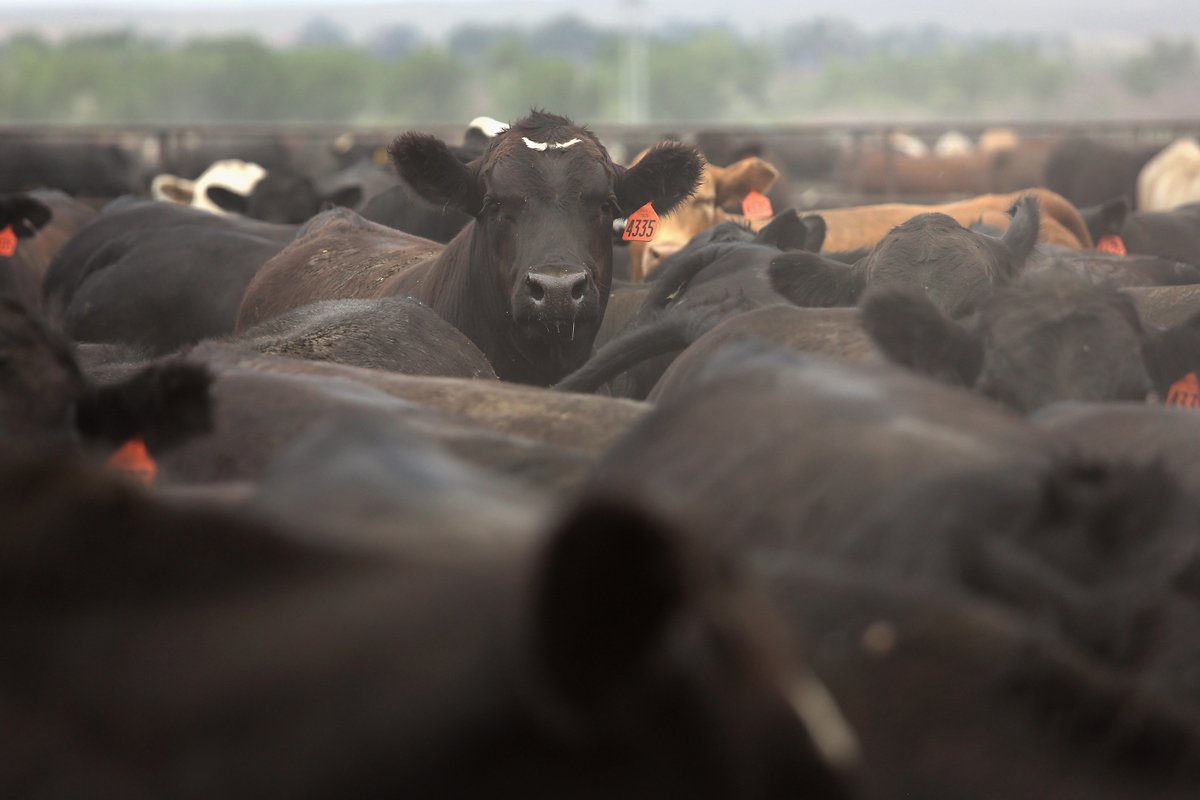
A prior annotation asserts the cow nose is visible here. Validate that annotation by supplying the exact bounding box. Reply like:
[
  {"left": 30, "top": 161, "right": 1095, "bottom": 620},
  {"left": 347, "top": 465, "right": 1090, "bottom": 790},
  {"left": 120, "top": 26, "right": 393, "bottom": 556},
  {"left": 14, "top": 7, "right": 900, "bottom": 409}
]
[{"left": 525, "top": 268, "right": 589, "bottom": 316}]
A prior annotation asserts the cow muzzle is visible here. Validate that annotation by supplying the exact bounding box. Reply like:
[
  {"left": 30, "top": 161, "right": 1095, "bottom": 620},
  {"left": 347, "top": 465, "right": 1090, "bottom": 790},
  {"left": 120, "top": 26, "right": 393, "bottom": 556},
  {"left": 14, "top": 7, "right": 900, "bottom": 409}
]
[{"left": 521, "top": 265, "right": 592, "bottom": 324}]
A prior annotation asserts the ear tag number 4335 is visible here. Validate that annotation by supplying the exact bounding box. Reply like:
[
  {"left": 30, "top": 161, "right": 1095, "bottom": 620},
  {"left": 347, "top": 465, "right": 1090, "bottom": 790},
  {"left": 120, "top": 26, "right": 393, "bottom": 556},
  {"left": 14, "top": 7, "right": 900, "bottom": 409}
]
[{"left": 622, "top": 202, "right": 658, "bottom": 243}]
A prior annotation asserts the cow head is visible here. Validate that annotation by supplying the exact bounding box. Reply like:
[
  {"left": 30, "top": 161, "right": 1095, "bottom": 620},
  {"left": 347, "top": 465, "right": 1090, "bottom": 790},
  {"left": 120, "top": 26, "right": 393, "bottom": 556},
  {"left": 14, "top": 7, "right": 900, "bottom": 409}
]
[
  {"left": 860, "top": 274, "right": 1157, "bottom": 412},
  {"left": 390, "top": 111, "right": 703, "bottom": 384},
  {"left": 629, "top": 154, "right": 780, "bottom": 281}
]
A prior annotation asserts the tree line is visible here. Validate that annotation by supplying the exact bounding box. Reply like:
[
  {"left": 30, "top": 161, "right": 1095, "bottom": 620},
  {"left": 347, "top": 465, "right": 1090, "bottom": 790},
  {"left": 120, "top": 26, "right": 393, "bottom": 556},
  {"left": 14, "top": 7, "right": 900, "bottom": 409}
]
[{"left": 0, "top": 17, "right": 1194, "bottom": 125}]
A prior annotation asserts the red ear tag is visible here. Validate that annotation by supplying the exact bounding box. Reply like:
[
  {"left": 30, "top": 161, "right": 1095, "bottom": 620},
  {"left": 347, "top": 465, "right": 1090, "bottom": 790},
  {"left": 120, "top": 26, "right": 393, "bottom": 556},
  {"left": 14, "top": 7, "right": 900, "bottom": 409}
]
[
  {"left": 1166, "top": 372, "right": 1200, "bottom": 410},
  {"left": 1097, "top": 235, "right": 1126, "bottom": 256},
  {"left": 741, "top": 190, "right": 774, "bottom": 220},
  {"left": 622, "top": 202, "right": 659, "bottom": 243},
  {"left": 0, "top": 226, "right": 16, "bottom": 257},
  {"left": 107, "top": 437, "right": 158, "bottom": 485}
]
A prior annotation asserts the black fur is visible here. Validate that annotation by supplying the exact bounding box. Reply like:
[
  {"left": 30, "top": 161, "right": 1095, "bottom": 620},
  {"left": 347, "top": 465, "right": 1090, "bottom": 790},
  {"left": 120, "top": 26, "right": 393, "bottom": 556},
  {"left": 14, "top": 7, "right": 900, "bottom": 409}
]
[
  {"left": 860, "top": 287, "right": 983, "bottom": 387},
  {"left": 769, "top": 251, "right": 867, "bottom": 307}
]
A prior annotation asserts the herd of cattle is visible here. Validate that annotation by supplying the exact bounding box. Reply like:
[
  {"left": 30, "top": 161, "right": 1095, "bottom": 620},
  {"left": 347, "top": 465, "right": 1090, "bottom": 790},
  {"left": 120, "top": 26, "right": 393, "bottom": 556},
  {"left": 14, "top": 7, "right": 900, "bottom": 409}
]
[{"left": 7, "top": 109, "right": 1200, "bottom": 797}]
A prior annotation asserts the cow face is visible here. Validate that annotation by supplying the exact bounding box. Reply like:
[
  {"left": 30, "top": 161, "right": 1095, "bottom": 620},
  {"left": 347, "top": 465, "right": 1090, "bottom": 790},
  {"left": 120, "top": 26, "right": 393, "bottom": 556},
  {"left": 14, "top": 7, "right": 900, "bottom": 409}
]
[
  {"left": 630, "top": 155, "right": 779, "bottom": 281},
  {"left": 391, "top": 111, "right": 703, "bottom": 383}
]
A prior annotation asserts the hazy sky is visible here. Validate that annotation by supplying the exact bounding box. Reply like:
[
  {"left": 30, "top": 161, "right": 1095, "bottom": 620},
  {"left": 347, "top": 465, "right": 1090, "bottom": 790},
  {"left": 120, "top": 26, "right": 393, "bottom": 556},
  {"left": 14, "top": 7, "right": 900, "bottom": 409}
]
[{"left": 0, "top": 0, "right": 1196, "bottom": 41}]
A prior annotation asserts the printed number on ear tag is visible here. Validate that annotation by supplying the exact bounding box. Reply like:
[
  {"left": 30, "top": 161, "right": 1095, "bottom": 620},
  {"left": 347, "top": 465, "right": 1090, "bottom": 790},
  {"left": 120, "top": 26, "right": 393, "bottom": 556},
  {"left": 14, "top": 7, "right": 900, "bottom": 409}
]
[
  {"left": 622, "top": 202, "right": 659, "bottom": 243},
  {"left": 0, "top": 226, "right": 16, "bottom": 257},
  {"left": 1166, "top": 372, "right": 1200, "bottom": 410},
  {"left": 742, "top": 190, "right": 774, "bottom": 220}
]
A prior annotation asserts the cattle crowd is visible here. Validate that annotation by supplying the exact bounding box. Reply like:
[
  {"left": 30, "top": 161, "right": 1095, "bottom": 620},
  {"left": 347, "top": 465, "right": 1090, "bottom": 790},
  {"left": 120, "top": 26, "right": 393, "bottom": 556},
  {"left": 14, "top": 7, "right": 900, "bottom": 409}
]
[{"left": 6, "top": 110, "right": 1200, "bottom": 798}]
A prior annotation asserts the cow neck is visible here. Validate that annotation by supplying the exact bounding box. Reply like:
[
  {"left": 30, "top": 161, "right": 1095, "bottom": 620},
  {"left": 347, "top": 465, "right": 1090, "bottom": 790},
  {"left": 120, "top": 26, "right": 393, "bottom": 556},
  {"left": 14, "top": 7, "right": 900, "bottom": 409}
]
[{"left": 417, "top": 221, "right": 517, "bottom": 375}]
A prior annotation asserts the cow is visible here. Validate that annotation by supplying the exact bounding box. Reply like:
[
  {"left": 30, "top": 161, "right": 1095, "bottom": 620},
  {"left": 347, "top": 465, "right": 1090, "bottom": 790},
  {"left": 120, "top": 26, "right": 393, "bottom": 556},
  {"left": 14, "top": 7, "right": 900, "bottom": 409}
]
[
  {"left": 0, "top": 295, "right": 211, "bottom": 455},
  {"left": 204, "top": 160, "right": 385, "bottom": 224},
  {"left": 44, "top": 200, "right": 294, "bottom": 355},
  {"left": 0, "top": 192, "right": 55, "bottom": 305},
  {"left": 0, "top": 138, "right": 141, "bottom": 197},
  {"left": 1024, "top": 246, "right": 1200, "bottom": 290},
  {"left": 1080, "top": 197, "right": 1200, "bottom": 268},
  {"left": 627, "top": 153, "right": 781, "bottom": 281},
  {"left": 231, "top": 297, "right": 498, "bottom": 379},
  {"left": 152, "top": 343, "right": 648, "bottom": 488},
  {"left": 810, "top": 188, "right": 1092, "bottom": 252},
  {"left": 237, "top": 111, "right": 704, "bottom": 385},
  {"left": 767, "top": 556, "right": 1200, "bottom": 799},
  {"left": 1138, "top": 137, "right": 1200, "bottom": 211},
  {"left": 588, "top": 346, "right": 1050, "bottom": 555},
  {"left": 769, "top": 194, "right": 1041, "bottom": 318},
  {"left": 860, "top": 272, "right": 1200, "bottom": 412},
  {"left": 0, "top": 448, "right": 858, "bottom": 799},
  {"left": 1043, "top": 137, "right": 1164, "bottom": 210},
  {"left": 151, "top": 158, "right": 268, "bottom": 215},
  {"left": 647, "top": 305, "right": 879, "bottom": 401}
]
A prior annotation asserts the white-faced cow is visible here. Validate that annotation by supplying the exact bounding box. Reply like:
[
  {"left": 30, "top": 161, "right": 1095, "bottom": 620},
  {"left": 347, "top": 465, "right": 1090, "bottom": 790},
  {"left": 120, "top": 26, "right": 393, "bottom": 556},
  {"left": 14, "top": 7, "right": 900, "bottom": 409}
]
[{"left": 237, "top": 111, "right": 704, "bottom": 385}]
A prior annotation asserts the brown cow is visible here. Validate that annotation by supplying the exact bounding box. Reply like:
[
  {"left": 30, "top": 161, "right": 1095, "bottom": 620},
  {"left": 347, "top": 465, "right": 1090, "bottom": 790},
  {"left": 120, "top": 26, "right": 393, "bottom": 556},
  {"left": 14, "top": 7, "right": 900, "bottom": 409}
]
[
  {"left": 813, "top": 188, "right": 1093, "bottom": 252},
  {"left": 628, "top": 154, "right": 779, "bottom": 281},
  {"left": 238, "top": 111, "right": 703, "bottom": 385},
  {"left": 0, "top": 191, "right": 95, "bottom": 309}
]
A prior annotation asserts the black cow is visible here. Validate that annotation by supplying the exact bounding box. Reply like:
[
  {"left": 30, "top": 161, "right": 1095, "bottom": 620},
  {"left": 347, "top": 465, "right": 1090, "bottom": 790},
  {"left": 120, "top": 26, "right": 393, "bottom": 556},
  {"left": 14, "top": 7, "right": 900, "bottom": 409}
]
[
  {"left": 1025, "top": 246, "right": 1200, "bottom": 289},
  {"left": 589, "top": 348, "right": 1050, "bottom": 554},
  {"left": 0, "top": 192, "right": 54, "bottom": 304},
  {"left": 231, "top": 297, "right": 498, "bottom": 379},
  {"left": 0, "top": 138, "right": 141, "bottom": 197},
  {"left": 205, "top": 158, "right": 393, "bottom": 225},
  {"left": 769, "top": 195, "right": 1040, "bottom": 318},
  {"left": 1043, "top": 138, "right": 1164, "bottom": 210},
  {"left": 861, "top": 272, "right": 1200, "bottom": 412},
  {"left": 0, "top": 295, "right": 211, "bottom": 454},
  {"left": 0, "top": 449, "right": 858, "bottom": 799},
  {"left": 1081, "top": 198, "right": 1200, "bottom": 268},
  {"left": 43, "top": 200, "right": 294, "bottom": 354},
  {"left": 359, "top": 179, "right": 473, "bottom": 244},
  {"left": 237, "top": 110, "right": 704, "bottom": 385}
]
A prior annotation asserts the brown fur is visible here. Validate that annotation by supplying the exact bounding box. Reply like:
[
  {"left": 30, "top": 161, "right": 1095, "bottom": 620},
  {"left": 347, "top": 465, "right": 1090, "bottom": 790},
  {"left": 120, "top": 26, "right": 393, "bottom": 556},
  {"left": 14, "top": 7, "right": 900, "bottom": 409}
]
[
  {"left": 814, "top": 189, "right": 1093, "bottom": 252},
  {"left": 628, "top": 154, "right": 779, "bottom": 281}
]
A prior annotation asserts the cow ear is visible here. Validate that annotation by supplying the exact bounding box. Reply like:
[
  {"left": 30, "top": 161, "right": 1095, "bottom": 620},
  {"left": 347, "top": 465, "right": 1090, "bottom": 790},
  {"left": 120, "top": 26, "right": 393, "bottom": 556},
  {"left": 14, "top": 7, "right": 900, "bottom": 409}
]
[
  {"left": 615, "top": 142, "right": 705, "bottom": 218},
  {"left": 205, "top": 186, "right": 250, "bottom": 215},
  {"left": 1002, "top": 194, "right": 1040, "bottom": 267},
  {"left": 75, "top": 362, "right": 214, "bottom": 454},
  {"left": 389, "top": 133, "right": 482, "bottom": 214},
  {"left": 531, "top": 496, "right": 690, "bottom": 711},
  {"left": 755, "top": 209, "right": 809, "bottom": 252},
  {"left": 768, "top": 251, "right": 866, "bottom": 307},
  {"left": 1080, "top": 196, "right": 1129, "bottom": 244},
  {"left": 859, "top": 287, "right": 983, "bottom": 387},
  {"left": 711, "top": 155, "right": 779, "bottom": 205},
  {"left": 0, "top": 195, "right": 52, "bottom": 238},
  {"left": 323, "top": 185, "right": 363, "bottom": 210}
]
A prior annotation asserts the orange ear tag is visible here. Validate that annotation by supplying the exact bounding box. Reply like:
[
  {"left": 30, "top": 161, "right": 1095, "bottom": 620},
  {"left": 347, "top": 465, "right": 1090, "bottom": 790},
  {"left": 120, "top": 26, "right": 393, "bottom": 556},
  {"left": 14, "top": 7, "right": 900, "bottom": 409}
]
[
  {"left": 1096, "top": 235, "right": 1126, "bottom": 256},
  {"left": 0, "top": 226, "right": 17, "bottom": 257},
  {"left": 1166, "top": 372, "right": 1200, "bottom": 409},
  {"left": 107, "top": 437, "right": 158, "bottom": 485},
  {"left": 741, "top": 190, "right": 774, "bottom": 220},
  {"left": 622, "top": 202, "right": 659, "bottom": 243}
]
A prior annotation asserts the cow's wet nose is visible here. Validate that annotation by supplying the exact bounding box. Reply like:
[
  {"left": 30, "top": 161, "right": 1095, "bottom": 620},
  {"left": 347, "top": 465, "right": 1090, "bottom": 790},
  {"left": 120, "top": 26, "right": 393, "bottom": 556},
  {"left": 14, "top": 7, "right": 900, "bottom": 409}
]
[{"left": 525, "top": 267, "right": 589, "bottom": 317}]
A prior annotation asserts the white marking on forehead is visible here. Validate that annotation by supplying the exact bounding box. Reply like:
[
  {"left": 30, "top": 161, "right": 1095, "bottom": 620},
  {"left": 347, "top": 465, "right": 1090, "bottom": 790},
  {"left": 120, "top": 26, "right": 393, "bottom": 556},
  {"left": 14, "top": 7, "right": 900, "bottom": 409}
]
[{"left": 523, "top": 137, "right": 583, "bottom": 152}]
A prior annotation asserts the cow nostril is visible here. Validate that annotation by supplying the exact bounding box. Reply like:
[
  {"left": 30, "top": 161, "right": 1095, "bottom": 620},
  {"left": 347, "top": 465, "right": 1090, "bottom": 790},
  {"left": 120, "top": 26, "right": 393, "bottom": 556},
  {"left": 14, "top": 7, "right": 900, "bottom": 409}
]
[
  {"left": 526, "top": 274, "right": 545, "bottom": 301},
  {"left": 571, "top": 276, "right": 587, "bottom": 301}
]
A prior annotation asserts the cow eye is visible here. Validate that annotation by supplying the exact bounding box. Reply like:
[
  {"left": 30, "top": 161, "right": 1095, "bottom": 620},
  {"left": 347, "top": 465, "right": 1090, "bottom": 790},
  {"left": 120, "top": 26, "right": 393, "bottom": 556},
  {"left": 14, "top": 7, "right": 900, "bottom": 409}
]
[{"left": 601, "top": 195, "right": 620, "bottom": 216}]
